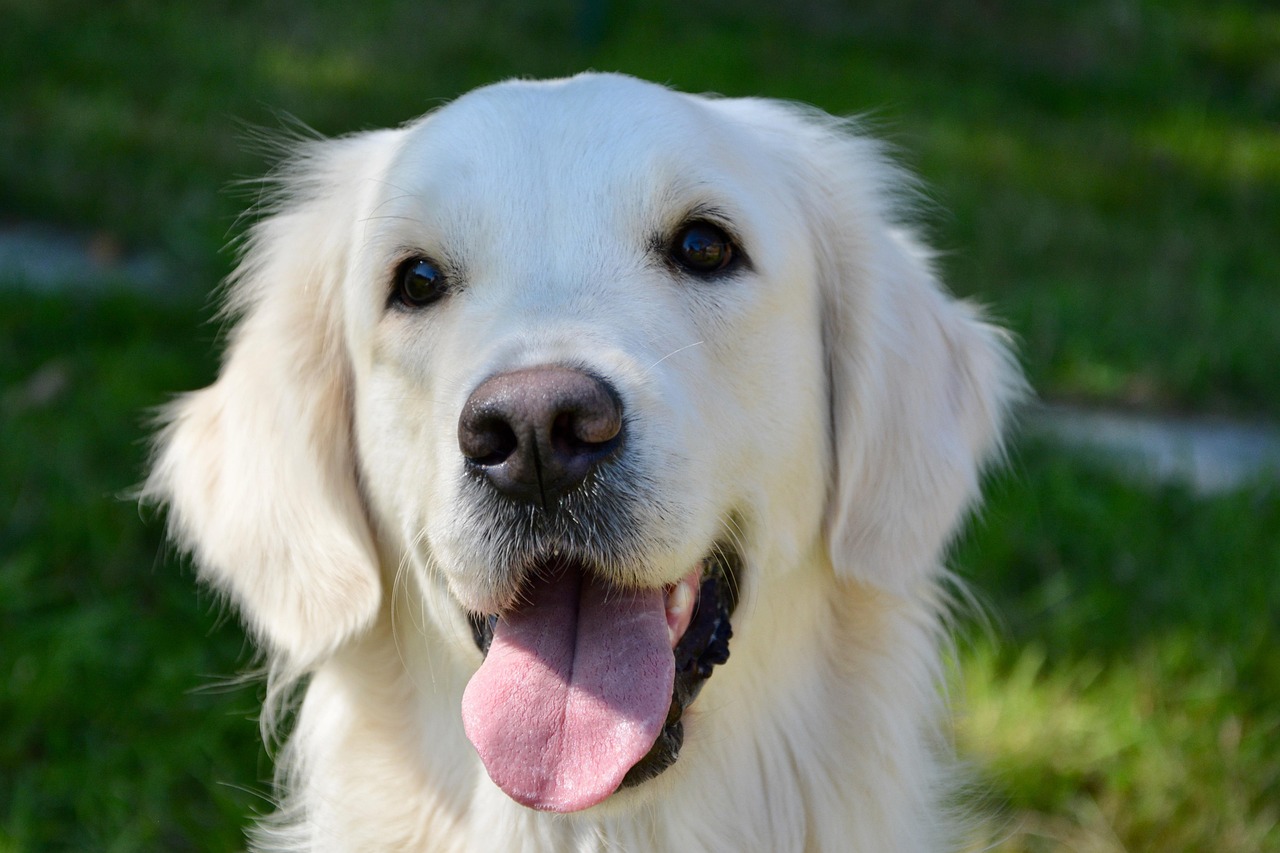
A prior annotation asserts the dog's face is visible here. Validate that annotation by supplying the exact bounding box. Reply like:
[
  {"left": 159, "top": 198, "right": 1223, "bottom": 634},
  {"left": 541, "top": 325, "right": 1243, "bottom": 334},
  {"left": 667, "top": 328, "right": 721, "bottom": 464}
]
[
  {"left": 350, "top": 77, "right": 826, "bottom": 616},
  {"left": 344, "top": 79, "right": 834, "bottom": 809},
  {"left": 147, "top": 73, "right": 1016, "bottom": 820}
]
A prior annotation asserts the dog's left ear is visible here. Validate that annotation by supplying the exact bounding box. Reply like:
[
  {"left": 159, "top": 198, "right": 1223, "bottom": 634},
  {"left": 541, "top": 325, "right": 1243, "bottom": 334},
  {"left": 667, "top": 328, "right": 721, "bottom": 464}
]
[
  {"left": 797, "top": 122, "right": 1023, "bottom": 595},
  {"left": 145, "top": 132, "right": 398, "bottom": 672}
]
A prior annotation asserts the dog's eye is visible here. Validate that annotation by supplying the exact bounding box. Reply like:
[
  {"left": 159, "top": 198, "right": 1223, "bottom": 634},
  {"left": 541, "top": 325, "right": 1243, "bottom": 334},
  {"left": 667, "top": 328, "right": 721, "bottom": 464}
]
[
  {"left": 396, "top": 257, "right": 448, "bottom": 308},
  {"left": 671, "top": 222, "right": 735, "bottom": 275}
]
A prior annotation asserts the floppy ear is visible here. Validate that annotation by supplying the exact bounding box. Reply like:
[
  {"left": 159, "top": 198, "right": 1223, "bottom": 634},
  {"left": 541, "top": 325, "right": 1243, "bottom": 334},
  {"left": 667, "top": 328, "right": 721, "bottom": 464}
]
[
  {"left": 804, "top": 126, "right": 1022, "bottom": 595},
  {"left": 146, "top": 132, "right": 397, "bottom": 671}
]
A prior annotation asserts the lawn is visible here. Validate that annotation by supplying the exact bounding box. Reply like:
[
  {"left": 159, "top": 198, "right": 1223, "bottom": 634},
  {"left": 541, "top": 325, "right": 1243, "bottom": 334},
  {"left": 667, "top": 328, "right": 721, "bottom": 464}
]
[{"left": 2, "top": 0, "right": 1277, "bottom": 850}]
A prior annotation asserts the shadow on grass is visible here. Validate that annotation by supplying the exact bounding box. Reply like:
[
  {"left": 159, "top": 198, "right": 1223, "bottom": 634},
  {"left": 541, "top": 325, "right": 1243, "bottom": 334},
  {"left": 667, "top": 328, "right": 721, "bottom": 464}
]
[{"left": 0, "top": 290, "right": 261, "bottom": 851}]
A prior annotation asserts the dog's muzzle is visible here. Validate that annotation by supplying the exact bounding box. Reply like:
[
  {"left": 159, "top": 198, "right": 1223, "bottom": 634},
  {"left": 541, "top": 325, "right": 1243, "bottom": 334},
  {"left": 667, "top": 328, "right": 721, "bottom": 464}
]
[{"left": 454, "top": 364, "right": 738, "bottom": 811}]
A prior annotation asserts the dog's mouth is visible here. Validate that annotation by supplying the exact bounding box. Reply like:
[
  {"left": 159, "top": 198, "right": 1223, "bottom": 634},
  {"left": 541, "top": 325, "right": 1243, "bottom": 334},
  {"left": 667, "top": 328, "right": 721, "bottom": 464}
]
[{"left": 462, "top": 548, "right": 738, "bottom": 813}]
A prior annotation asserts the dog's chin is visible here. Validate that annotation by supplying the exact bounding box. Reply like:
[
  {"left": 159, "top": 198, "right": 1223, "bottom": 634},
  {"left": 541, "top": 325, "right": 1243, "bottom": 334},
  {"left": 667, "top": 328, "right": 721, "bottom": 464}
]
[{"left": 461, "top": 545, "right": 740, "bottom": 811}]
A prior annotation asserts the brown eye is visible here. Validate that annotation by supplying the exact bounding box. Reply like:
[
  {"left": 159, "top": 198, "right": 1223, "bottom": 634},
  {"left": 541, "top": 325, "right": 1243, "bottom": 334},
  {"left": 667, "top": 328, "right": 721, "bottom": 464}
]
[
  {"left": 671, "top": 222, "right": 735, "bottom": 275},
  {"left": 396, "top": 257, "right": 447, "bottom": 308}
]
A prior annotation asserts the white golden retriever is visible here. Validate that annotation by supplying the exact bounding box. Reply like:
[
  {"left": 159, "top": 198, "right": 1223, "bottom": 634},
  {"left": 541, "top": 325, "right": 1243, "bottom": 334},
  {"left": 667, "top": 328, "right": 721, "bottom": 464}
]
[{"left": 147, "top": 73, "right": 1020, "bottom": 851}]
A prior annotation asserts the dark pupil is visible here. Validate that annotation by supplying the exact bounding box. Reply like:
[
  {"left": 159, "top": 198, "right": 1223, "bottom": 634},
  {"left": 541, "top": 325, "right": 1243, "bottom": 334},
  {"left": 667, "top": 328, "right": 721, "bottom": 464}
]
[
  {"left": 402, "top": 259, "right": 443, "bottom": 304},
  {"left": 680, "top": 226, "right": 728, "bottom": 270}
]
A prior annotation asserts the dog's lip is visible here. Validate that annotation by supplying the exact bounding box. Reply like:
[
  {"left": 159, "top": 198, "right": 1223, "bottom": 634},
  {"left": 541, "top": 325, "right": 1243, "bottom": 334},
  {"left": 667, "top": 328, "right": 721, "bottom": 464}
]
[
  {"left": 465, "top": 546, "right": 739, "bottom": 793},
  {"left": 664, "top": 567, "right": 702, "bottom": 648}
]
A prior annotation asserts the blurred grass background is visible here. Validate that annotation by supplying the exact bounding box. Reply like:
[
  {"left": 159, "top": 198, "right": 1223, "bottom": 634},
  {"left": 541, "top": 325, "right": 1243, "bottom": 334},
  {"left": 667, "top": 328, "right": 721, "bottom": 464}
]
[{"left": 1, "top": 0, "right": 1276, "bottom": 849}]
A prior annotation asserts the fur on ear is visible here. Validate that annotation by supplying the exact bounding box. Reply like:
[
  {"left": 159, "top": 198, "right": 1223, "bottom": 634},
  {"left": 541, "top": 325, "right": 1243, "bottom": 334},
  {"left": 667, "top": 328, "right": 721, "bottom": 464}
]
[
  {"left": 145, "top": 131, "right": 399, "bottom": 672},
  {"left": 790, "top": 114, "right": 1022, "bottom": 595}
]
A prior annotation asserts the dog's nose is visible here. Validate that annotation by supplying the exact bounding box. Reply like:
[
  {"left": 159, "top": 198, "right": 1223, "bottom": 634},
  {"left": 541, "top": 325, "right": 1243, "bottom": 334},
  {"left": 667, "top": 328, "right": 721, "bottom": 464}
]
[{"left": 458, "top": 366, "right": 623, "bottom": 505}]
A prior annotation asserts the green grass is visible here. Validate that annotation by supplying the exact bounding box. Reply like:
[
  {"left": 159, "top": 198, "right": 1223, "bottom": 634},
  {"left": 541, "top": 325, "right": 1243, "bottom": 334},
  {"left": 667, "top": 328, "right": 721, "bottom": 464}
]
[
  {"left": 2, "top": 0, "right": 1279, "bottom": 849},
  {"left": 955, "top": 445, "right": 1280, "bottom": 850},
  {"left": 0, "top": 291, "right": 260, "bottom": 850}
]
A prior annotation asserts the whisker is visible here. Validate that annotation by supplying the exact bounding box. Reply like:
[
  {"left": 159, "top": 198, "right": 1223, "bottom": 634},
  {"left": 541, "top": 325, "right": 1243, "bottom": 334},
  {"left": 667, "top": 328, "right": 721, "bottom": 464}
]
[{"left": 642, "top": 340, "right": 704, "bottom": 375}]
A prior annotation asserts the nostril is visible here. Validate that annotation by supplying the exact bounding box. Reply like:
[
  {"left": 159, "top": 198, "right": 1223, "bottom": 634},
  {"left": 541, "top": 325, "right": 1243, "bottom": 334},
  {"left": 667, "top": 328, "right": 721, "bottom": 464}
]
[
  {"left": 460, "top": 413, "right": 519, "bottom": 466},
  {"left": 550, "top": 408, "right": 622, "bottom": 458}
]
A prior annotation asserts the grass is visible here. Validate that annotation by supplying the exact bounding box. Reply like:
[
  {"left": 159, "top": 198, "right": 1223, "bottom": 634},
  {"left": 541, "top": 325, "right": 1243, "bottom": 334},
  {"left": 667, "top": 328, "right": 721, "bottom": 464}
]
[
  {"left": 955, "top": 445, "right": 1280, "bottom": 850},
  {"left": 1, "top": 0, "right": 1278, "bottom": 849},
  {"left": 0, "top": 292, "right": 260, "bottom": 850}
]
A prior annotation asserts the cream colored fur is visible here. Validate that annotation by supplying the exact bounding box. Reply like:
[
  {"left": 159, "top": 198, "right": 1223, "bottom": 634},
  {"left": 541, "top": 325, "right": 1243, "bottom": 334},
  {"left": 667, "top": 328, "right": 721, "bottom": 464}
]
[{"left": 146, "top": 73, "right": 1021, "bottom": 852}]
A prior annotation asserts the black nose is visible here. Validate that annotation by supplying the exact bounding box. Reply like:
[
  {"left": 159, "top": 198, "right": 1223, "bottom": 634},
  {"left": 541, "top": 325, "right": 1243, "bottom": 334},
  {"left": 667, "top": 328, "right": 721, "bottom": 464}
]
[{"left": 458, "top": 366, "right": 623, "bottom": 505}]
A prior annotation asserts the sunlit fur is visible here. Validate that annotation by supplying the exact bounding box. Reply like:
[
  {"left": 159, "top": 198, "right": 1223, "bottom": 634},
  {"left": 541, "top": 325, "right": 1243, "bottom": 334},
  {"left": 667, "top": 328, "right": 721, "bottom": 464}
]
[{"left": 145, "top": 73, "right": 1022, "bottom": 852}]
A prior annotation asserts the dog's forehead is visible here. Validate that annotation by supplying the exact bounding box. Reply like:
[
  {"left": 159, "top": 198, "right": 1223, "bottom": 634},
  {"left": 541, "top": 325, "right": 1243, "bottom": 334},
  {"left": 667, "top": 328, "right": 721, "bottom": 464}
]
[{"left": 381, "top": 75, "right": 767, "bottom": 232}]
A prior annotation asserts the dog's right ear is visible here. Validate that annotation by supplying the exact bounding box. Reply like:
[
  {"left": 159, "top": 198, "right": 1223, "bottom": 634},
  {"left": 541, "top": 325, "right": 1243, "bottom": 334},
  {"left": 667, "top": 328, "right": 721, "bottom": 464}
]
[
  {"left": 145, "top": 131, "right": 400, "bottom": 673},
  {"left": 757, "top": 104, "right": 1023, "bottom": 597}
]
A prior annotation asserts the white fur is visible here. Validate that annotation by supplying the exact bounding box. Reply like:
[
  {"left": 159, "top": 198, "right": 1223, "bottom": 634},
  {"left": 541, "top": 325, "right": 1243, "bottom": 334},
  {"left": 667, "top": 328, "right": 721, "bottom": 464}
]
[{"left": 146, "top": 73, "right": 1021, "bottom": 852}]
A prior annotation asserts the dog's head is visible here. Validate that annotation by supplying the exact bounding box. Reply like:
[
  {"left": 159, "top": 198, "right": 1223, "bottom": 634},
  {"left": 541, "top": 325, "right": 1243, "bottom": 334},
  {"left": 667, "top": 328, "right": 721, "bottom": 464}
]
[{"left": 147, "top": 73, "right": 1017, "bottom": 813}]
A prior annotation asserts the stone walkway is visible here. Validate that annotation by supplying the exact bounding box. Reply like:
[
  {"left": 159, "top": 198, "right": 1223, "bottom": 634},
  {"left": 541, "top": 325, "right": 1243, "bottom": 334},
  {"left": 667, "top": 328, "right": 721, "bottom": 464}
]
[
  {"left": 4, "top": 222, "right": 1279, "bottom": 495},
  {"left": 1026, "top": 403, "right": 1280, "bottom": 495},
  {"left": 0, "top": 222, "right": 168, "bottom": 295}
]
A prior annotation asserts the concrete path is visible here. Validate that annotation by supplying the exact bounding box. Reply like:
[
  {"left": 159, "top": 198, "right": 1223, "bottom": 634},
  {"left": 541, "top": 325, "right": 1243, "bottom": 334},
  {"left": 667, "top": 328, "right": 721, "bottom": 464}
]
[
  {"left": 0, "top": 222, "right": 168, "bottom": 295},
  {"left": 1027, "top": 403, "right": 1280, "bottom": 495}
]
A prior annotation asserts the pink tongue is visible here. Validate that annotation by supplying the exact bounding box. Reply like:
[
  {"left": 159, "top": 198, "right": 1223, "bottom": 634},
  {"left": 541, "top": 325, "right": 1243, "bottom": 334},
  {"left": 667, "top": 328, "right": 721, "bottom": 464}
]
[{"left": 461, "top": 566, "right": 674, "bottom": 812}]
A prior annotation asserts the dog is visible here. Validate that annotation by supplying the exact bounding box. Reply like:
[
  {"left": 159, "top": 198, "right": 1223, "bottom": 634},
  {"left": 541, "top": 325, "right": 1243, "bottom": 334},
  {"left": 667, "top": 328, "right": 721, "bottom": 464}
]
[{"left": 146, "top": 72, "right": 1020, "bottom": 851}]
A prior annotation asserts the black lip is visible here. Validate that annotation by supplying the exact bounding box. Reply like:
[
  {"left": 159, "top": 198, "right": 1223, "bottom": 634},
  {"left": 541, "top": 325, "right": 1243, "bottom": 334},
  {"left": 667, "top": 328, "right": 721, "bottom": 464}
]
[{"left": 467, "top": 548, "right": 740, "bottom": 791}]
